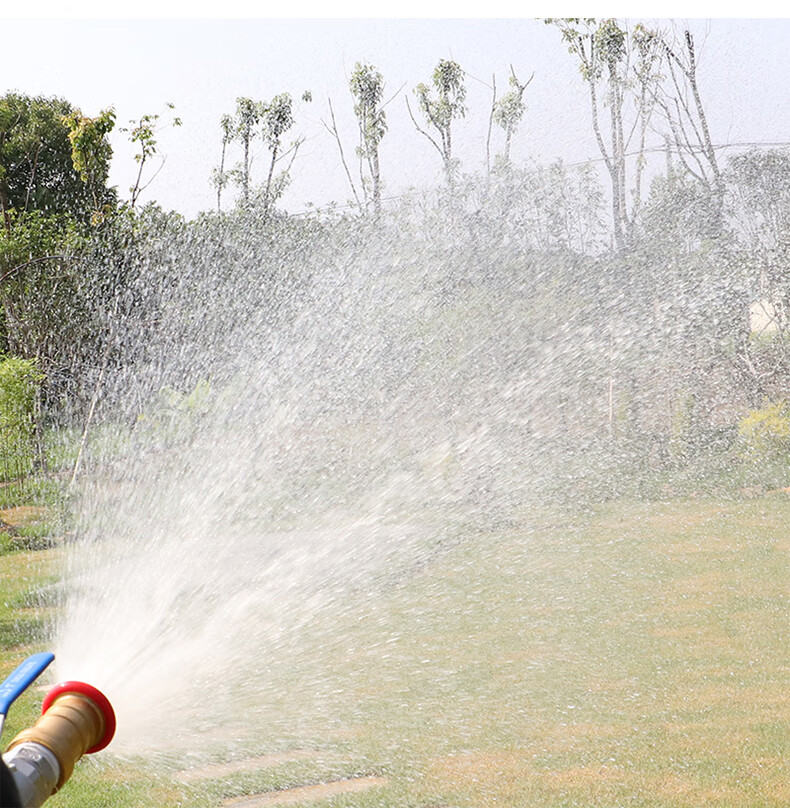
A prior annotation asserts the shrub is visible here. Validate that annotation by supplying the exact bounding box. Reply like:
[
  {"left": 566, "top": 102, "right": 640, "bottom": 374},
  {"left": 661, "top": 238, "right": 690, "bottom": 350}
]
[
  {"left": 736, "top": 401, "right": 790, "bottom": 489},
  {"left": 0, "top": 357, "right": 43, "bottom": 482}
]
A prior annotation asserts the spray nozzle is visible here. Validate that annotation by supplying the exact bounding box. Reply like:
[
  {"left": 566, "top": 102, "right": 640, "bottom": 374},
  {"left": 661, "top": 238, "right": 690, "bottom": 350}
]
[
  {"left": 38, "top": 681, "right": 116, "bottom": 756},
  {"left": 1, "top": 661, "right": 116, "bottom": 808}
]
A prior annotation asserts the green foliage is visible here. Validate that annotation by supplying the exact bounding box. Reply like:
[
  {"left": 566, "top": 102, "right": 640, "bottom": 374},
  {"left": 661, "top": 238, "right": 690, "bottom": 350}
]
[
  {"left": 259, "top": 93, "right": 298, "bottom": 211},
  {"left": 350, "top": 62, "right": 387, "bottom": 212},
  {"left": 0, "top": 92, "right": 115, "bottom": 226},
  {"left": 727, "top": 149, "right": 790, "bottom": 259},
  {"left": 0, "top": 208, "right": 93, "bottom": 364},
  {"left": 491, "top": 68, "right": 532, "bottom": 168},
  {"left": 594, "top": 17, "right": 627, "bottom": 72},
  {"left": 260, "top": 93, "right": 294, "bottom": 150},
  {"left": 350, "top": 62, "right": 387, "bottom": 155},
  {"left": 738, "top": 400, "right": 790, "bottom": 464},
  {"left": 642, "top": 168, "right": 722, "bottom": 254},
  {"left": 121, "top": 103, "right": 182, "bottom": 207},
  {"left": 546, "top": 19, "right": 663, "bottom": 251},
  {"left": 63, "top": 106, "right": 116, "bottom": 220},
  {"left": 0, "top": 477, "right": 64, "bottom": 511},
  {"left": 488, "top": 158, "right": 606, "bottom": 253},
  {"left": 413, "top": 59, "right": 466, "bottom": 182},
  {"left": 492, "top": 73, "right": 527, "bottom": 136},
  {"left": 415, "top": 59, "right": 466, "bottom": 131},
  {"left": 550, "top": 17, "right": 643, "bottom": 84},
  {"left": 0, "top": 357, "right": 42, "bottom": 481},
  {"left": 0, "top": 207, "right": 81, "bottom": 271},
  {"left": 0, "top": 94, "right": 116, "bottom": 371},
  {"left": 216, "top": 93, "right": 302, "bottom": 211},
  {"left": 210, "top": 114, "right": 236, "bottom": 209},
  {"left": 234, "top": 96, "right": 260, "bottom": 139}
]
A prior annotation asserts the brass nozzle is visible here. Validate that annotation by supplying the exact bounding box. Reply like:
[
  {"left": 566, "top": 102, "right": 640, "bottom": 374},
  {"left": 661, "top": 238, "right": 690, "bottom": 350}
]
[{"left": 5, "top": 684, "right": 113, "bottom": 792}]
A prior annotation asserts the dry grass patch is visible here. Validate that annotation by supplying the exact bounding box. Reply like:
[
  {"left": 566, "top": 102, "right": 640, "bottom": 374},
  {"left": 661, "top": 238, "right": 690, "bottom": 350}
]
[
  {"left": 428, "top": 750, "right": 777, "bottom": 808},
  {"left": 429, "top": 750, "right": 533, "bottom": 802},
  {"left": 0, "top": 505, "right": 51, "bottom": 528}
]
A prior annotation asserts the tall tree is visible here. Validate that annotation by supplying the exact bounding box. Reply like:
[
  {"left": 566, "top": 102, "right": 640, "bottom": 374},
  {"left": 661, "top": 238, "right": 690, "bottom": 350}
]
[
  {"left": 232, "top": 97, "right": 262, "bottom": 206},
  {"left": 654, "top": 27, "right": 722, "bottom": 235},
  {"left": 350, "top": 62, "right": 387, "bottom": 216},
  {"left": 120, "top": 103, "right": 182, "bottom": 208},
  {"left": 64, "top": 107, "right": 116, "bottom": 220},
  {"left": 547, "top": 19, "right": 661, "bottom": 252},
  {"left": 0, "top": 93, "right": 116, "bottom": 362},
  {"left": 0, "top": 93, "right": 115, "bottom": 229},
  {"left": 212, "top": 114, "right": 234, "bottom": 211},
  {"left": 217, "top": 93, "right": 305, "bottom": 211},
  {"left": 492, "top": 67, "right": 533, "bottom": 168},
  {"left": 260, "top": 93, "right": 296, "bottom": 213},
  {"left": 408, "top": 59, "right": 467, "bottom": 186}
]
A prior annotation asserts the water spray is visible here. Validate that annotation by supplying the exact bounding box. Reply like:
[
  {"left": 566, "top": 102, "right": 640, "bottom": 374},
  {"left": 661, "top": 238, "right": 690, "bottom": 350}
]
[{"left": 0, "top": 653, "right": 115, "bottom": 808}]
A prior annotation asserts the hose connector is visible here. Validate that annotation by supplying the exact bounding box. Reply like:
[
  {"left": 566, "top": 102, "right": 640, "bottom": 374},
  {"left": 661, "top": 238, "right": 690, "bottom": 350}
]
[{"left": 2, "top": 681, "right": 115, "bottom": 807}]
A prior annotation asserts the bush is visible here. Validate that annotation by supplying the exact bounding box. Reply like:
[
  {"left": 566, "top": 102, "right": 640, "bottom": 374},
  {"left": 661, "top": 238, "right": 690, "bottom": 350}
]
[
  {"left": 0, "top": 357, "right": 43, "bottom": 482},
  {"left": 738, "top": 401, "right": 790, "bottom": 461},
  {"left": 736, "top": 401, "right": 790, "bottom": 489}
]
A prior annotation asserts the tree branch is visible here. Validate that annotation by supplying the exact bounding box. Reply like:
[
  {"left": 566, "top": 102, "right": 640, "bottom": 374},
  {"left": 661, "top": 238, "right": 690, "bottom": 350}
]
[
  {"left": 0, "top": 254, "right": 75, "bottom": 286},
  {"left": 321, "top": 99, "right": 362, "bottom": 210},
  {"left": 405, "top": 96, "right": 444, "bottom": 159}
]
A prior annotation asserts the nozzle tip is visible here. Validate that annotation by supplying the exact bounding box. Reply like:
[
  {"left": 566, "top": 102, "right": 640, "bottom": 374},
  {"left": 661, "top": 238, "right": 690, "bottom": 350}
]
[{"left": 41, "top": 681, "right": 116, "bottom": 753}]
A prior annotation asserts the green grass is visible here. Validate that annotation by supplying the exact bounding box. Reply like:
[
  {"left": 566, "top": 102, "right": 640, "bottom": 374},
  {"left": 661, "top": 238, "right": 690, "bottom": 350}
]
[
  {"left": 0, "top": 477, "right": 65, "bottom": 511},
  {"left": 1, "top": 497, "right": 788, "bottom": 807},
  {"left": 0, "top": 547, "right": 61, "bottom": 741}
]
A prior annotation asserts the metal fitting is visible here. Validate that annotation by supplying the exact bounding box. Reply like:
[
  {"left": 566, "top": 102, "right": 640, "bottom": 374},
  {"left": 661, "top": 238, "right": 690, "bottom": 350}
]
[{"left": 2, "top": 742, "right": 60, "bottom": 808}]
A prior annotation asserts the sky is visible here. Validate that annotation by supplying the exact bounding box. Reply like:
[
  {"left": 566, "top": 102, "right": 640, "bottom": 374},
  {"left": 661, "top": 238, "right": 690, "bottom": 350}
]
[{"left": 2, "top": 6, "right": 790, "bottom": 218}]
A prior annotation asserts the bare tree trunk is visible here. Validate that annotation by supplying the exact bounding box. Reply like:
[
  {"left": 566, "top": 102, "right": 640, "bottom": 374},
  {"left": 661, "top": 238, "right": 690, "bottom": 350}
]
[
  {"left": 684, "top": 31, "right": 719, "bottom": 186},
  {"left": 0, "top": 186, "right": 11, "bottom": 234},
  {"left": 242, "top": 136, "right": 251, "bottom": 205},
  {"left": 660, "top": 28, "right": 722, "bottom": 233},
  {"left": 371, "top": 148, "right": 381, "bottom": 217},
  {"left": 486, "top": 74, "right": 496, "bottom": 177},
  {"left": 263, "top": 143, "right": 278, "bottom": 213},
  {"left": 217, "top": 140, "right": 227, "bottom": 212},
  {"left": 323, "top": 100, "right": 362, "bottom": 212},
  {"left": 69, "top": 337, "right": 113, "bottom": 487}
]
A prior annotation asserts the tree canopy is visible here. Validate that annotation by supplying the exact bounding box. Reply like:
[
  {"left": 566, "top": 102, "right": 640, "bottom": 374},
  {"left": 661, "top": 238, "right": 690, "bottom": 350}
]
[{"left": 0, "top": 92, "right": 115, "bottom": 229}]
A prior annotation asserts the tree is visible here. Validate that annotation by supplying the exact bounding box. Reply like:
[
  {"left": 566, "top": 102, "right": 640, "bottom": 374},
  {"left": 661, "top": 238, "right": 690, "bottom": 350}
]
[
  {"left": 217, "top": 93, "right": 305, "bottom": 212},
  {"left": 322, "top": 98, "right": 363, "bottom": 212},
  {"left": 408, "top": 59, "right": 467, "bottom": 186},
  {"left": 487, "top": 158, "right": 605, "bottom": 254},
  {"left": 63, "top": 106, "right": 116, "bottom": 221},
  {"left": 260, "top": 93, "right": 297, "bottom": 214},
  {"left": 0, "top": 92, "right": 115, "bottom": 229},
  {"left": 121, "top": 103, "right": 182, "bottom": 208},
  {"left": 654, "top": 26, "right": 722, "bottom": 226},
  {"left": 492, "top": 67, "right": 533, "bottom": 168},
  {"left": 0, "top": 356, "right": 43, "bottom": 480},
  {"left": 547, "top": 19, "right": 661, "bottom": 252},
  {"left": 728, "top": 150, "right": 790, "bottom": 256},
  {"left": 350, "top": 62, "right": 387, "bottom": 216},
  {"left": 0, "top": 93, "right": 115, "bottom": 366},
  {"left": 231, "top": 97, "right": 261, "bottom": 206},
  {"left": 212, "top": 114, "right": 234, "bottom": 211}
]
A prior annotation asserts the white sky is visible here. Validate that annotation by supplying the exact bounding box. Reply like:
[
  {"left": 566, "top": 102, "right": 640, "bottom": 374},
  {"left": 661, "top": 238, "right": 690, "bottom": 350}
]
[{"left": 2, "top": 7, "right": 789, "bottom": 217}]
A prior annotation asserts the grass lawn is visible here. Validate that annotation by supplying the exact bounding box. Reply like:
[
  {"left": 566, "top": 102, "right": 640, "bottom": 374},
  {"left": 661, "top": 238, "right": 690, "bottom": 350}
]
[{"left": 1, "top": 496, "right": 787, "bottom": 807}]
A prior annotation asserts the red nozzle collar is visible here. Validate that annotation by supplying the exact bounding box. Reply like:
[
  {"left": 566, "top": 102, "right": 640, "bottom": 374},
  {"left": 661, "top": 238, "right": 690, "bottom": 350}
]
[{"left": 42, "top": 680, "right": 116, "bottom": 753}]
